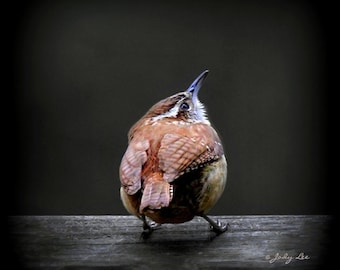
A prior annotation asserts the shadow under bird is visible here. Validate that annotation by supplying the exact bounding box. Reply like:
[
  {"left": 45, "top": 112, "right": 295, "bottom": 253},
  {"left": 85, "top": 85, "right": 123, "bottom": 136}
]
[{"left": 119, "top": 70, "right": 228, "bottom": 237}]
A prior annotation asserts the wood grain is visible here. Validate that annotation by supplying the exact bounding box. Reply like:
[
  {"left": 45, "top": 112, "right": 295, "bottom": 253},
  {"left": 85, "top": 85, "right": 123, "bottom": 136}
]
[{"left": 7, "top": 215, "right": 333, "bottom": 269}]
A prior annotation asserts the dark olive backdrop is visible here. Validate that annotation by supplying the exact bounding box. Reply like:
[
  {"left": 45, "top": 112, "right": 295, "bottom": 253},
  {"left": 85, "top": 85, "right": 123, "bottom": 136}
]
[{"left": 9, "top": 1, "right": 329, "bottom": 215}]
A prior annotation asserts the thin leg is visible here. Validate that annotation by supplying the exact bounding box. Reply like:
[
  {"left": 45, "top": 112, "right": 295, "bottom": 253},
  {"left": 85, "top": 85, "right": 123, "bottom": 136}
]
[
  {"left": 200, "top": 214, "right": 229, "bottom": 234},
  {"left": 140, "top": 215, "right": 160, "bottom": 239}
]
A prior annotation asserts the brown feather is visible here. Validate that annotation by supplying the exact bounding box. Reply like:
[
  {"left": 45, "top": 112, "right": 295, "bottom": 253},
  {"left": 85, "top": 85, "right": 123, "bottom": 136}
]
[
  {"left": 119, "top": 139, "right": 149, "bottom": 195},
  {"left": 120, "top": 116, "right": 225, "bottom": 220},
  {"left": 139, "top": 173, "right": 171, "bottom": 212}
]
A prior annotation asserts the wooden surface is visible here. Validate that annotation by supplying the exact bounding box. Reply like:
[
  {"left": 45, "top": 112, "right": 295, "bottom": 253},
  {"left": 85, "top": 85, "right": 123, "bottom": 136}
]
[{"left": 7, "top": 215, "right": 333, "bottom": 269}]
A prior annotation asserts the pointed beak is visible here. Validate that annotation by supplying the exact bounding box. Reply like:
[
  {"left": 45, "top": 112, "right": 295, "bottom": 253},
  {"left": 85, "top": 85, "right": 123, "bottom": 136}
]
[{"left": 186, "top": 70, "right": 209, "bottom": 99}]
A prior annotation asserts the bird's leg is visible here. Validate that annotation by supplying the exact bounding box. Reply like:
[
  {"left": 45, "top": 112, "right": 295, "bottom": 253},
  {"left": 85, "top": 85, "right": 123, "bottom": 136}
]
[
  {"left": 200, "top": 214, "right": 229, "bottom": 234},
  {"left": 140, "top": 215, "right": 160, "bottom": 239}
]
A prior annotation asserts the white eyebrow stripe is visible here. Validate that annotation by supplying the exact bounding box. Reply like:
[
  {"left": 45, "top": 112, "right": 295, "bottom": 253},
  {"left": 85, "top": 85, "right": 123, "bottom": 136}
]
[{"left": 151, "top": 97, "right": 186, "bottom": 122}]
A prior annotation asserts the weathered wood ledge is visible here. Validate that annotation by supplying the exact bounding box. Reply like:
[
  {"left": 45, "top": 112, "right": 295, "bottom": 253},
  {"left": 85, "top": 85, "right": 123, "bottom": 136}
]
[{"left": 7, "top": 215, "right": 333, "bottom": 269}]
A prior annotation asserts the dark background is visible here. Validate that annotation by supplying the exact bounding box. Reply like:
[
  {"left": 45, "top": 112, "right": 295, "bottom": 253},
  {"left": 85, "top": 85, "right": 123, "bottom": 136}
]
[{"left": 7, "top": 0, "right": 330, "bottom": 215}]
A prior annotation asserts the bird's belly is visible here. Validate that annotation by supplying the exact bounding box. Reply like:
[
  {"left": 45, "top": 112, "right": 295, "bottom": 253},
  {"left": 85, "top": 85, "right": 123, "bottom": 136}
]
[{"left": 144, "top": 156, "right": 227, "bottom": 224}]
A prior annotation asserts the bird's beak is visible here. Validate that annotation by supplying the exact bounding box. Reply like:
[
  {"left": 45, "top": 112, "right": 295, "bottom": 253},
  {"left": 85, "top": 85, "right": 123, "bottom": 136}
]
[{"left": 186, "top": 70, "right": 209, "bottom": 100}]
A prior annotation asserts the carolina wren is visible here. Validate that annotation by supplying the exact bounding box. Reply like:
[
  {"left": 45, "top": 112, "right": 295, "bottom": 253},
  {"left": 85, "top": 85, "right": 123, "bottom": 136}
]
[{"left": 119, "top": 70, "right": 228, "bottom": 236}]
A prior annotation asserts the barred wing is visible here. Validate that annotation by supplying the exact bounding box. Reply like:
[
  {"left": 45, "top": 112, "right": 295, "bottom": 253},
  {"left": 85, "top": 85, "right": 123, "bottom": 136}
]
[
  {"left": 119, "top": 140, "right": 149, "bottom": 195},
  {"left": 158, "top": 132, "right": 223, "bottom": 182}
]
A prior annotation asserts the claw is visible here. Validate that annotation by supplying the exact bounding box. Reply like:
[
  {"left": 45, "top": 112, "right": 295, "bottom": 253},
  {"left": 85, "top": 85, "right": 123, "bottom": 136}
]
[
  {"left": 140, "top": 215, "right": 161, "bottom": 239},
  {"left": 211, "top": 219, "right": 229, "bottom": 234},
  {"left": 200, "top": 214, "right": 229, "bottom": 234},
  {"left": 141, "top": 228, "right": 153, "bottom": 239}
]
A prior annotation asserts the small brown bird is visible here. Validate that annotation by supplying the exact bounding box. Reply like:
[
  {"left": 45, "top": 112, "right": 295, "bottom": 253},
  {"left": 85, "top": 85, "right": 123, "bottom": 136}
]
[{"left": 119, "top": 70, "right": 227, "bottom": 236}]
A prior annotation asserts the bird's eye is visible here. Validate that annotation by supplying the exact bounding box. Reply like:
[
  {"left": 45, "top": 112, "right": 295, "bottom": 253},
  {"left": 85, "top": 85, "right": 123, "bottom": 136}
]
[{"left": 180, "top": 102, "right": 190, "bottom": 111}]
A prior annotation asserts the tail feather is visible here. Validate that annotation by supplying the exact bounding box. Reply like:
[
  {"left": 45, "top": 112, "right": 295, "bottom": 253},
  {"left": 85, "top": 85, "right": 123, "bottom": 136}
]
[{"left": 140, "top": 179, "right": 172, "bottom": 213}]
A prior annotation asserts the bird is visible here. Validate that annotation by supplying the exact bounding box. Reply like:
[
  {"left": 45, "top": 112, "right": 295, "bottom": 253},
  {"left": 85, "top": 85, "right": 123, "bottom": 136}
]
[{"left": 119, "top": 70, "right": 228, "bottom": 237}]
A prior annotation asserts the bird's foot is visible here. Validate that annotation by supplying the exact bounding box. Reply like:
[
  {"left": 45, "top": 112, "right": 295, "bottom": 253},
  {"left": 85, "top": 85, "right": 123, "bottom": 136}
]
[
  {"left": 200, "top": 214, "right": 229, "bottom": 235},
  {"left": 140, "top": 216, "right": 161, "bottom": 239}
]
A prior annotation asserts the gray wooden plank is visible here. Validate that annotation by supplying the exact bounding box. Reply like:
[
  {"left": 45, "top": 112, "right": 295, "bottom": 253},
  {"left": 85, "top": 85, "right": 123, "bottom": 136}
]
[{"left": 7, "top": 215, "right": 333, "bottom": 269}]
